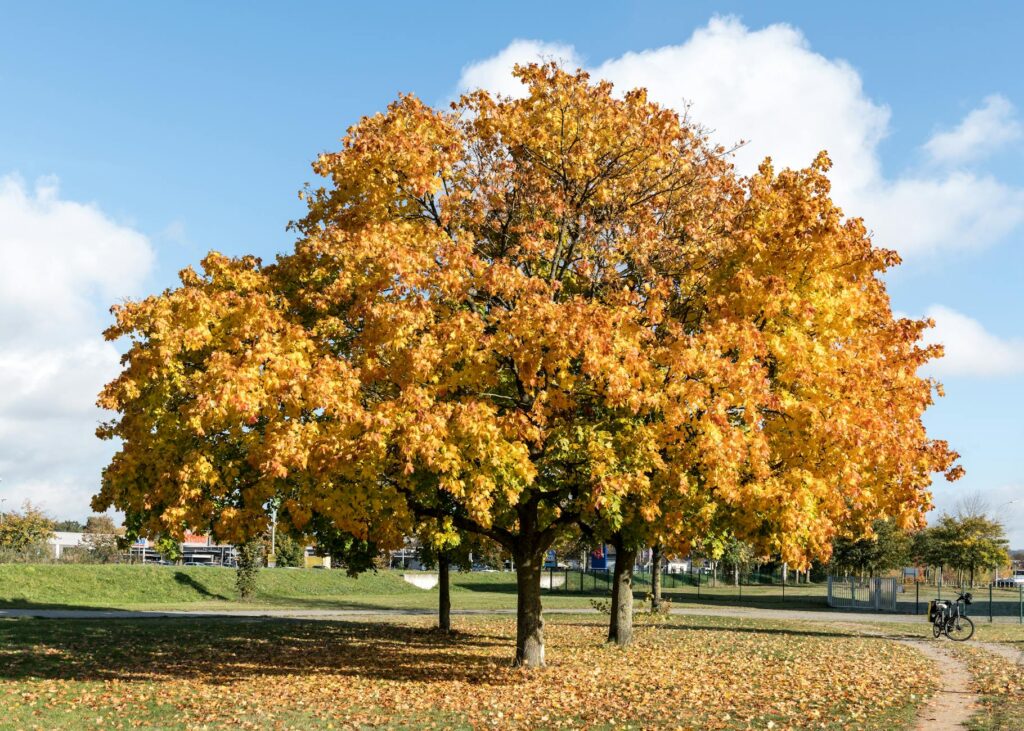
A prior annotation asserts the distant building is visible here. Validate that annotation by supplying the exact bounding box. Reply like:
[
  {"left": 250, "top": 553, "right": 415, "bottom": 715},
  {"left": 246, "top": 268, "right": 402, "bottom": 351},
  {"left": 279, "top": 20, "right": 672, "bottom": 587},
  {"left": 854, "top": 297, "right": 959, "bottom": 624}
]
[{"left": 48, "top": 531, "right": 86, "bottom": 559}]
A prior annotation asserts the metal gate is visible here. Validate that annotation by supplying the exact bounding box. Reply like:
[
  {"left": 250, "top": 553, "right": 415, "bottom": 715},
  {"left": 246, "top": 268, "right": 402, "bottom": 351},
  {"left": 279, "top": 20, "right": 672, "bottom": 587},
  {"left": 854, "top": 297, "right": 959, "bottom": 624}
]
[{"left": 827, "top": 576, "right": 899, "bottom": 611}]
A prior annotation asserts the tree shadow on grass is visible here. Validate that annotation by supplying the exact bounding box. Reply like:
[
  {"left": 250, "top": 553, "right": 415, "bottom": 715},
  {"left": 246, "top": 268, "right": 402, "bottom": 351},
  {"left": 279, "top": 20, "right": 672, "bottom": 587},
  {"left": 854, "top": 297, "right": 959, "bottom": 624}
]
[
  {"left": 0, "top": 618, "right": 515, "bottom": 686},
  {"left": 554, "top": 616, "right": 880, "bottom": 641},
  {"left": 653, "top": 616, "right": 926, "bottom": 641},
  {"left": 173, "top": 571, "right": 230, "bottom": 600}
]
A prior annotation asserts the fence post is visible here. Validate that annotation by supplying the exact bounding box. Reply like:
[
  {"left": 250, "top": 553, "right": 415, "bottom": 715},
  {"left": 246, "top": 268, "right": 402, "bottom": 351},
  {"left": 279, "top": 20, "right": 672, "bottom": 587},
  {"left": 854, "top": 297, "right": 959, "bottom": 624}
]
[{"left": 990, "top": 584, "right": 993, "bottom": 623}]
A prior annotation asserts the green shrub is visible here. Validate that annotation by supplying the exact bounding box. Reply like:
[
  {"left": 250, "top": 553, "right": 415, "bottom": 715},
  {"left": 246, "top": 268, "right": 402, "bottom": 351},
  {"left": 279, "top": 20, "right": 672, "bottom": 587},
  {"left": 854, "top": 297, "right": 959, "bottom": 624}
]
[{"left": 236, "top": 538, "right": 264, "bottom": 599}]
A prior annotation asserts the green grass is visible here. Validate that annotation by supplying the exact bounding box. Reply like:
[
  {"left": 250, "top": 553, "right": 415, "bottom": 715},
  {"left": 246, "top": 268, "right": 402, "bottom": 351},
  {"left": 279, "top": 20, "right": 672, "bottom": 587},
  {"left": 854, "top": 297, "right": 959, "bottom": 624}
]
[{"left": 0, "top": 563, "right": 839, "bottom": 612}]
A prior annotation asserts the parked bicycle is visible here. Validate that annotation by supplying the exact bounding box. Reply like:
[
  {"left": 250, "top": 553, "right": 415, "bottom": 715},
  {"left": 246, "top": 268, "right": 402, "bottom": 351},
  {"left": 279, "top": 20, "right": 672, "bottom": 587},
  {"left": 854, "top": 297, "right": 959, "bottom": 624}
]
[{"left": 929, "top": 592, "right": 975, "bottom": 641}]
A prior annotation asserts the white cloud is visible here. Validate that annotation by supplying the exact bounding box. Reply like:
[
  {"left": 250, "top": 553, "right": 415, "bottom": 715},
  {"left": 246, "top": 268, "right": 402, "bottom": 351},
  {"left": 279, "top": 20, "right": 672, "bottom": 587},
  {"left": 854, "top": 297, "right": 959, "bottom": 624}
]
[
  {"left": 457, "top": 40, "right": 582, "bottom": 100},
  {"left": 922, "top": 305, "right": 1024, "bottom": 377},
  {"left": 924, "top": 95, "right": 1023, "bottom": 165},
  {"left": 0, "top": 175, "right": 153, "bottom": 519},
  {"left": 858, "top": 174, "right": 1024, "bottom": 256},
  {"left": 456, "top": 17, "right": 1024, "bottom": 258}
]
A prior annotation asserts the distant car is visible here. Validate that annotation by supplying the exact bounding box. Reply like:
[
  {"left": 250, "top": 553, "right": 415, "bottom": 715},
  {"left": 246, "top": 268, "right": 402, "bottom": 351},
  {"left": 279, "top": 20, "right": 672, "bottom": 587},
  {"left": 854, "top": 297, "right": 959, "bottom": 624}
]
[{"left": 994, "top": 570, "right": 1024, "bottom": 588}]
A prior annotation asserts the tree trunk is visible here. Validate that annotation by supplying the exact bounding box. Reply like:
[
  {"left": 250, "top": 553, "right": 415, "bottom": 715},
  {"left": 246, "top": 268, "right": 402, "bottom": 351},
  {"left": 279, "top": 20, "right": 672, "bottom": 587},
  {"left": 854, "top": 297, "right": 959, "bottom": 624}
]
[
  {"left": 608, "top": 541, "right": 638, "bottom": 647},
  {"left": 438, "top": 553, "right": 451, "bottom": 633},
  {"left": 734, "top": 564, "right": 739, "bottom": 586},
  {"left": 650, "top": 544, "right": 663, "bottom": 611},
  {"left": 513, "top": 550, "right": 545, "bottom": 668}
]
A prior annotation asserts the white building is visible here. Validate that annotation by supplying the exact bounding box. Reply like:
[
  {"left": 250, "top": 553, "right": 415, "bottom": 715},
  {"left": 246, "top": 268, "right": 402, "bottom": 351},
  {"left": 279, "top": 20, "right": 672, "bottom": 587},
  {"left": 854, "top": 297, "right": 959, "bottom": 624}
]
[{"left": 48, "top": 531, "right": 86, "bottom": 559}]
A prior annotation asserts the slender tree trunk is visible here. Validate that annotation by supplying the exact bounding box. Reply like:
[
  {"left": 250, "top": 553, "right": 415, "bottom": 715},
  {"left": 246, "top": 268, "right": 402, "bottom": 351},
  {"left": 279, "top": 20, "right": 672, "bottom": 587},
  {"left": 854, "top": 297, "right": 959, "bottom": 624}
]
[
  {"left": 650, "top": 544, "right": 663, "bottom": 611},
  {"left": 608, "top": 539, "right": 638, "bottom": 647},
  {"left": 438, "top": 553, "right": 451, "bottom": 633},
  {"left": 513, "top": 549, "right": 545, "bottom": 668},
  {"left": 734, "top": 564, "right": 739, "bottom": 586}
]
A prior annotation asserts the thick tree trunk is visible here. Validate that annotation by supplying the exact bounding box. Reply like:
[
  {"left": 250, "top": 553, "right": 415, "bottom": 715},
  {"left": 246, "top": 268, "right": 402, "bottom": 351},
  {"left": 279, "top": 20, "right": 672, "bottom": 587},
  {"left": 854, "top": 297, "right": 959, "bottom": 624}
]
[
  {"left": 650, "top": 544, "right": 663, "bottom": 611},
  {"left": 513, "top": 551, "right": 545, "bottom": 668},
  {"left": 438, "top": 553, "right": 451, "bottom": 633},
  {"left": 608, "top": 541, "right": 638, "bottom": 647}
]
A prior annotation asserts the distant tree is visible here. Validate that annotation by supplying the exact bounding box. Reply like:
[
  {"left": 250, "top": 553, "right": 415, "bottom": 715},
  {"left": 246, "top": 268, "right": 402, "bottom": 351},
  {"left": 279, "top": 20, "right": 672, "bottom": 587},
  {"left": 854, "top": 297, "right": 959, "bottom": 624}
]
[
  {"left": 84, "top": 515, "right": 119, "bottom": 534},
  {"left": 81, "top": 516, "right": 122, "bottom": 563},
  {"left": 720, "top": 537, "right": 756, "bottom": 586},
  {"left": 155, "top": 535, "right": 183, "bottom": 564},
  {"left": 831, "top": 519, "right": 912, "bottom": 577},
  {"left": 273, "top": 533, "right": 304, "bottom": 568},
  {"left": 53, "top": 520, "right": 84, "bottom": 532},
  {"left": 0, "top": 503, "right": 55, "bottom": 557},
  {"left": 914, "top": 514, "right": 1009, "bottom": 587}
]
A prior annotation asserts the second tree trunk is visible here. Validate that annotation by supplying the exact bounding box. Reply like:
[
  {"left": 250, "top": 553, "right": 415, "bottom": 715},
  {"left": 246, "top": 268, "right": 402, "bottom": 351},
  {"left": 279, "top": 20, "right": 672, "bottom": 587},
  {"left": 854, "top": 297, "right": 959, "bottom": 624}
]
[
  {"left": 438, "top": 553, "right": 451, "bottom": 632},
  {"left": 608, "top": 541, "right": 638, "bottom": 647},
  {"left": 647, "top": 544, "right": 663, "bottom": 606}
]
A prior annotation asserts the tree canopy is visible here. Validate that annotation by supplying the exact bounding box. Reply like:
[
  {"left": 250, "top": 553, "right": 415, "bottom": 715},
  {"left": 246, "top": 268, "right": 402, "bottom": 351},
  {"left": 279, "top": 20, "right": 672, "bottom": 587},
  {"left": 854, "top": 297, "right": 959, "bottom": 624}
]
[
  {"left": 830, "top": 519, "right": 913, "bottom": 576},
  {"left": 913, "top": 513, "right": 1008, "bottom": 585},
  {"left": 94, "top": 64, "right": 960, "bottom": 666}
]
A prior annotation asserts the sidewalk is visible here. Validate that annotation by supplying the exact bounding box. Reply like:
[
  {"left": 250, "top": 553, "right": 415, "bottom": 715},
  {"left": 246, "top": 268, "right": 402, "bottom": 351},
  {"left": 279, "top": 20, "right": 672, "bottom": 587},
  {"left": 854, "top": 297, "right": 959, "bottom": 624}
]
[{"left": 0, "top": 605, "right": 981, "bottom": 623}]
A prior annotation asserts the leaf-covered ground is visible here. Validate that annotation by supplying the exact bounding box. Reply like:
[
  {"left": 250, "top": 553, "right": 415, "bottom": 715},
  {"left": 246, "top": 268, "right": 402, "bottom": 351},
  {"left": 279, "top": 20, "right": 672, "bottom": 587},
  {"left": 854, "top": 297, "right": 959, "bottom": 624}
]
[
  {"left": 0, "top": 615, "right": 933, "bottom": 730},
  {"left": 954, "top": 645, "right": 1024, "bottom": 731}
]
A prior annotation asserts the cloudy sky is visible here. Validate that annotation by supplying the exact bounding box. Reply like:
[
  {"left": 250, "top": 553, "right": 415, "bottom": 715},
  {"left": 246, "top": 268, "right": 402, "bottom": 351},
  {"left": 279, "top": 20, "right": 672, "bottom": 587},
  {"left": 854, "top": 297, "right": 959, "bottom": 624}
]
[{"left": 1, "top": 4, "right": 1021, "bottom": 544}]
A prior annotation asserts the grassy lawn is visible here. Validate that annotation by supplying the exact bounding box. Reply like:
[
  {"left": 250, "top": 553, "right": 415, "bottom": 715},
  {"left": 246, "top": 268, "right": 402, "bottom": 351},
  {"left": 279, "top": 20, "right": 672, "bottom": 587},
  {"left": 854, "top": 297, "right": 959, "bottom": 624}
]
[
  {"left": 0, "top": 564, "right": 839, "bottom": 612},
  {"left": 0, "top": 613, "right": 934, "bottom": 730}
]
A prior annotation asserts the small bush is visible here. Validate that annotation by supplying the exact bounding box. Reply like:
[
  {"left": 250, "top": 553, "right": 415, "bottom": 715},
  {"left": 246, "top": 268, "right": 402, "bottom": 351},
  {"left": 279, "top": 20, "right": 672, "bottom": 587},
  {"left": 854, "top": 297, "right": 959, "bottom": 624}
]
[{"left": 236, "top": 538, "right": 264, "bottom": 600}]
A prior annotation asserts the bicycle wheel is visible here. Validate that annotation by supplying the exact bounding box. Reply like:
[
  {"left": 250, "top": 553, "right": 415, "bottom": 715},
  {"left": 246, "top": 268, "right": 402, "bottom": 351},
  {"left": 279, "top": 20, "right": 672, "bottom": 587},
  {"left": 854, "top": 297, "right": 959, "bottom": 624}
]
[
  {"left": 932, "top": 620, "right": 943, "bottom": 638},
  {"left": 946, "top": 616, "right": 975, "bottom": 641}
]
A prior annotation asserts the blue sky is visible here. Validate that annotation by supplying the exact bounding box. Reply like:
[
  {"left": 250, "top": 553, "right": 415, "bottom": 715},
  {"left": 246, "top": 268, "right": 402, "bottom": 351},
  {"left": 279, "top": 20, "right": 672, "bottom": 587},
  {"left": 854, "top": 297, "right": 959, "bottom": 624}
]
[{"left": 1, "top": 3, "right": 1021, "bottom": 545}]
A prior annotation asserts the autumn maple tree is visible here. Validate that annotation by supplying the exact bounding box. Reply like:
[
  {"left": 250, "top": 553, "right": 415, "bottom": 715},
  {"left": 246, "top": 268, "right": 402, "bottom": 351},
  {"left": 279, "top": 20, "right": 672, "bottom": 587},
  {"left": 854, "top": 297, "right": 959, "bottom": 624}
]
[{"left": 95, "top": 63, "right": 959, "bottom": 667}]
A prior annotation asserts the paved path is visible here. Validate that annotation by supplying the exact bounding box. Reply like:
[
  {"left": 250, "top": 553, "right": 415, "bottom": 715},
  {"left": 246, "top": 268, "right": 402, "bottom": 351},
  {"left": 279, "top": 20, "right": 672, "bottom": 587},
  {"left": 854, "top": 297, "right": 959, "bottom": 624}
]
[{"left": 0, "top": 605, "right": 980, "bottom": 623}]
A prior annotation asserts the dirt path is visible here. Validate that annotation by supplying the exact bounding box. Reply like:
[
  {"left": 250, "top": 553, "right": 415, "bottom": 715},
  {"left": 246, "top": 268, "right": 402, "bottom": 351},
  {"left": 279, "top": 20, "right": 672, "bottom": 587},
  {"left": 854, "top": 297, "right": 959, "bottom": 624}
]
[
  {"left": 974, "top": 640, "right": 1023, "bottom": 665},
  {"left": 897, "top": 639, "right": 979, "bottom": 730}
]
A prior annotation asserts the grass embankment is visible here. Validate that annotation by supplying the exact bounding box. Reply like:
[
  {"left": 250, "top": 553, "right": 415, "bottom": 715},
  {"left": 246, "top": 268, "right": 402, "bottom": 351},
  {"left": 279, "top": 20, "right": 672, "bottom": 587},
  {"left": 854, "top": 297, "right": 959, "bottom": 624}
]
[
  {"left": 0, "top": 563, "right": 834, "bottom": 611},
  {"left": 0, "top": 564, "right": 518, "bottom": 610},
  {"left": 0, "top": 613, "right": 933, "bottom": 730}
]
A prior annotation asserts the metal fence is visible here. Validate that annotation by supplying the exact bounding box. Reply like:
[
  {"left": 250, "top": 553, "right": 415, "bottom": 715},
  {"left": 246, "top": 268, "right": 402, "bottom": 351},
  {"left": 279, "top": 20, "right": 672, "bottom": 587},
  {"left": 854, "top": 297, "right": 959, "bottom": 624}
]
[
  {"left": 904, "top": 582, "right": 1024, "bottom": 621},
  {"left": 827, "top": 576, "right": 900, "bottom": 611},
  {"left": 537, "top": 566, "right": 828, "bottom": 606}
]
